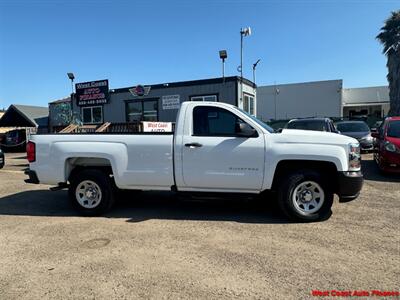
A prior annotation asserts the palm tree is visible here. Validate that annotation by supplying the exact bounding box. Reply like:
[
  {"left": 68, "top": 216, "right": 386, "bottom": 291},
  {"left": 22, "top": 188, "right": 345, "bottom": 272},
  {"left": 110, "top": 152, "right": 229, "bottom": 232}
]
[{"left": 377, "top": 10, "right": 400, "bottom": 116}]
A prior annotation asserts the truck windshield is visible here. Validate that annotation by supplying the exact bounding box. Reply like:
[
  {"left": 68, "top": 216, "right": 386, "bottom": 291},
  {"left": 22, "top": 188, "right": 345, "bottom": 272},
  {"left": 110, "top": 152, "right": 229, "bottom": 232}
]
[
  {"left": 387, "top": 120, "right": 400, "bottom": 138},
  {"left": 234, "top": 107, "right": 275, "bottom": 133}
]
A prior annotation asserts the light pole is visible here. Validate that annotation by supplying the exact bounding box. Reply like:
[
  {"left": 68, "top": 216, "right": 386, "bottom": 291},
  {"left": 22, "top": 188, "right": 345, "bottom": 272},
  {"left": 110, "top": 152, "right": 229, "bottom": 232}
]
[
  {"left": 67, "top": 72, "right": 75, "bottom": 94},
  {"left": 239, "top": 27, "right": 251, "bottom": 109},
  {"left": 252, "top": 59, "right": 260, "bottom": 86},
  {"left": 67, "top": 72, "right": 75, "bottom": 125},
  {"left": 219, "top": 50, "right": 227, "bottom": 83},
  {"left": 274, "top": 82, "right": 280, "bottom": 120}
]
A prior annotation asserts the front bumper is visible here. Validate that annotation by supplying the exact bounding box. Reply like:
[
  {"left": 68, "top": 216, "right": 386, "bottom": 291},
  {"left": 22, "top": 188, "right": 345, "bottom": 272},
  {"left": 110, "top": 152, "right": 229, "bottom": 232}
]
[
  {"left": 378, "top": 152, "right": 400, "bottom": 173},
  {"left": 336, "top": 171, "right": 363, "bottom": 202},
  {"left": 24, "top": 169, "right": 40, "bottom": 184},
  {"left": 359, "top": 140, "right": 374, "bottom": 151}
]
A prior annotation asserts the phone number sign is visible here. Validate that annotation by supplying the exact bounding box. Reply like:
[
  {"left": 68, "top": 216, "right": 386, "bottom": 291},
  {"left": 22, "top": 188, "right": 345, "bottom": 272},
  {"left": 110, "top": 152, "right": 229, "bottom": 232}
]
[{"left": 76, "top": 79, "right": 109, "bottom": 106}]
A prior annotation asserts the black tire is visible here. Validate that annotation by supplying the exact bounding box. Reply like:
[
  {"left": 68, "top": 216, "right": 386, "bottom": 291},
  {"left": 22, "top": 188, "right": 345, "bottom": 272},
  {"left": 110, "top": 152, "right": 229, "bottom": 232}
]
[
  {"left": 277, "top": 170, "right": 333, "bottom": 222},
  {"left": 68, "top": 169, "right": 115, "bottom": 216}
]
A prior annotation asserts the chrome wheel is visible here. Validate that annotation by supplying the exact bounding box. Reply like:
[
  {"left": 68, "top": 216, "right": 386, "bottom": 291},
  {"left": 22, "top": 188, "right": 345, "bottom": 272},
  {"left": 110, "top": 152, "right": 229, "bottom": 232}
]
[
  {"left": 292, "top": 181, "right": 325, "bottom": 215},
  {"left": 75, "top": 180, "right": 102, "bottom": 209}
]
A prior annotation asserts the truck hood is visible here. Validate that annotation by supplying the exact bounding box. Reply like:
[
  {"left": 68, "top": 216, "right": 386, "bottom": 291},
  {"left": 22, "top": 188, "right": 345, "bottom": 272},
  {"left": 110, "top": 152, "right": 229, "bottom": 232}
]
[{"left": 272, "top": 129, "right": 358, "bottom": 146}]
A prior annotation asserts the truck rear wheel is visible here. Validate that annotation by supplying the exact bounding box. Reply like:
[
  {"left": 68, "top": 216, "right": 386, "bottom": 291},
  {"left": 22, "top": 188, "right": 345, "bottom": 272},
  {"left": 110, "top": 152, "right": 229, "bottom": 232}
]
[
  {"left": 68, "top": 169, "right": 115, "bottom": 216},
  {"left": 277, "top": 170, "right": 333, "bottom": 222}
]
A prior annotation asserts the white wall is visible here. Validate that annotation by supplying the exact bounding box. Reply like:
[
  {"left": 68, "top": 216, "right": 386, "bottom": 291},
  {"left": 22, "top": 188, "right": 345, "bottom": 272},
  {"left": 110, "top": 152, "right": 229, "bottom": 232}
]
[
  {"left": 257, "top": 80, "right": 343, "bottom": 121},
  {"left": 342, "top": 86, "right": 389, "bottom": 105}
]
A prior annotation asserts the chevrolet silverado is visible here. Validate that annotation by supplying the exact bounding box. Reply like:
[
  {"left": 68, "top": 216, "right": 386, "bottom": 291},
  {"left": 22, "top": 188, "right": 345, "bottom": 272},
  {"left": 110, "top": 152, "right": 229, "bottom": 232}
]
[{"left": 25, "top": 102, "right": 363, "bottom": 221}]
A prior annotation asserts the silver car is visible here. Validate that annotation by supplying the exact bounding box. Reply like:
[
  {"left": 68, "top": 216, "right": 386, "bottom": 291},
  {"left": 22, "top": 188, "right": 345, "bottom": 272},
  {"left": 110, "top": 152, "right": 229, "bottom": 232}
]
[{"left": 336, "top": 121, "right": 373, "bottom": 152}]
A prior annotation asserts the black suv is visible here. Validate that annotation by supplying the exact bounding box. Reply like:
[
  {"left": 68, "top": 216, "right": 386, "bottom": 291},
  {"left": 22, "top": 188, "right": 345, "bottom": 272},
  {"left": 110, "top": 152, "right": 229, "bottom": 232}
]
[{"left": 285, "top": 118, "right": 339, "bottom": 133}]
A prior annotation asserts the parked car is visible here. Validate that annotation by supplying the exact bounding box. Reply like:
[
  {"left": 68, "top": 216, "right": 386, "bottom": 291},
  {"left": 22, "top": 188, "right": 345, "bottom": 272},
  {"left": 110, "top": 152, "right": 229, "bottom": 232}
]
[
  {"left": 335, "top": 121, "right": 373, "bottom": 152},
  {"left": 25, "top": 102, "right": 363, "bottom": 222},
  {"left": 372, "top": 116, "right": 400, "bottom": 173},
  {"left": 0, "top": 148, "right": 4, "bottom": 169},
  {"left": 371, "top": 120, "right": 383, "bottom": 132},
  {"left": 285, "top": 118, "right": 339, "bottom": 133},
  {"left": 4, "top": 129, "right": 26, "bottom": 152},
  {"left": 349, "top": 115, "right": 368, "bottom": 122}
]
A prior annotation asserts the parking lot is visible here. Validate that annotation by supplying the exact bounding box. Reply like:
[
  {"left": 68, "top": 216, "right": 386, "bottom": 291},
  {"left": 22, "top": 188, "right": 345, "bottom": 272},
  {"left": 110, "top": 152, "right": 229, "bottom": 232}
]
[{"left": 0, "top": 152, "right": 399, "bottom": 299}]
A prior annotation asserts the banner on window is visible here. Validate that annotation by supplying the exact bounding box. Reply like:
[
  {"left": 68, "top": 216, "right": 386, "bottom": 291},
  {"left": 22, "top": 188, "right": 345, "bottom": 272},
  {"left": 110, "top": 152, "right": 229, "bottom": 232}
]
[{"left": 162, "top": 95, "right": 180, "bottom": 110}]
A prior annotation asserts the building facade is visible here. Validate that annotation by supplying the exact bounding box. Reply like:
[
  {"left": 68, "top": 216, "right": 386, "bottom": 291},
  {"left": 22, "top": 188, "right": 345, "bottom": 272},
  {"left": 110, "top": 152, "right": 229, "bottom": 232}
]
[
  {"left": 257, "top": 80, "right": 389, "bottom": 121},
  {"left": 341, "top": 86, "right": 390, "bottom": 118},
  {"left": 49, "top": 76, "right": 256, "bottom": 131}
]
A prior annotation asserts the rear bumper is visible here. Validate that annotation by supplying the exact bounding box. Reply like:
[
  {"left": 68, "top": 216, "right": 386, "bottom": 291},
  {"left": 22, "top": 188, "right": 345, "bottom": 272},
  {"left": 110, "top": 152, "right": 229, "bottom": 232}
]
[
  {"left": 24, "top": 169, "right": 40, "bottom": 184},
  {"left": 0, "top": 153, "right": 4, "bottom": 169},
  {"left": 336, "top": 171, "right": 363, "bottom": 202}
]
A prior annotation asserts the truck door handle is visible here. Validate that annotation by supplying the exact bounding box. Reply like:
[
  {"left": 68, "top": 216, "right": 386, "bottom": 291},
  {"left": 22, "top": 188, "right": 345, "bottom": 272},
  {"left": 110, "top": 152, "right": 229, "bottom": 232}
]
[{"left": 185, "top": 142, "right": 203, "bottom": 148}]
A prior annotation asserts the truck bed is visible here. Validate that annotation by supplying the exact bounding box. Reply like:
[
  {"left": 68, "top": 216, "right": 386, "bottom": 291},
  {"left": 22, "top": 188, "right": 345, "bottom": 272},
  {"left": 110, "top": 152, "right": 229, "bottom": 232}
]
[{"left": 29, "top": 134, "right": 175, "bottom": 190}]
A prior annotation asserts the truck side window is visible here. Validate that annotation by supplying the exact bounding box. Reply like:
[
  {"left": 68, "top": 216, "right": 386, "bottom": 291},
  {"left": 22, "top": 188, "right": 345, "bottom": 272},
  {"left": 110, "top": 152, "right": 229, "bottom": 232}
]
[{"left": 193, "top": 106, "right": 242, "bottom": 136}]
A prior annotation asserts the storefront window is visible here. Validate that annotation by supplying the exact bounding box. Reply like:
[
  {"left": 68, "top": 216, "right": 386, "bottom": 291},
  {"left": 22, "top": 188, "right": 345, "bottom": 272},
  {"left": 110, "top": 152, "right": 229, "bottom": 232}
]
[
  {"left": 126, "top": 99, "right": 158, "bottom": 122},
  {"left": 143, "top": 101, "right": 158, "bottom": 121},
  {"left": 82, "top": 106, "right": 103, "bottom": 124},
  {"left": 243, "top": 94, "right": 255, "bottom": 116},
  {"left": 126, "top": 102, "right": 142, "bottom": 122}
]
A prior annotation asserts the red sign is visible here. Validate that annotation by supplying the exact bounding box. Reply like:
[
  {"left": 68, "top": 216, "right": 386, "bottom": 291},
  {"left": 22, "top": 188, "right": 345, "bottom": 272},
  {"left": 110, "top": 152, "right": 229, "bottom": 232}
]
[{"left": 129, "top": 85, "right": 151, "bottom": 97}]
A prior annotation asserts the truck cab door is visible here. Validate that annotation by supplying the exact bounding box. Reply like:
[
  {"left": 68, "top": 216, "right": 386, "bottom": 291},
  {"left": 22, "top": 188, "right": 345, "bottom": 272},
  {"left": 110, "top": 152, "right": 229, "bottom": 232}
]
[{"left": 180, "top": 105, "right": 265, "bottom": 192}]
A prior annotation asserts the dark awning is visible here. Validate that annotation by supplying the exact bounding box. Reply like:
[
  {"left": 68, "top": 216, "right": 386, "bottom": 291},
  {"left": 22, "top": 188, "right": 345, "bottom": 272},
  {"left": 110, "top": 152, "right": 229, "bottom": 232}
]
[{"left": 0, "top": 104, "right": 48, "bottom": 127}]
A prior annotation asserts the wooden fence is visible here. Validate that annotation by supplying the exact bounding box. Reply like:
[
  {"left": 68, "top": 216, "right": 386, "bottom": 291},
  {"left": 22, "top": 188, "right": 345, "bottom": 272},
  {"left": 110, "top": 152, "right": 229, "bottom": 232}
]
[{"left": 53, "top": 122, "right": 175, "bottom": 134}]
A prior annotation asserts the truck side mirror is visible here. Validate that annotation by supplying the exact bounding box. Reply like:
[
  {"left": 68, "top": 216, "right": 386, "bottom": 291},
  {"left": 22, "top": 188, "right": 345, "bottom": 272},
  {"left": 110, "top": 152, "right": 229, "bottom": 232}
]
[{"left": 237, "top": 123, "right": 257, "bottom": 137}]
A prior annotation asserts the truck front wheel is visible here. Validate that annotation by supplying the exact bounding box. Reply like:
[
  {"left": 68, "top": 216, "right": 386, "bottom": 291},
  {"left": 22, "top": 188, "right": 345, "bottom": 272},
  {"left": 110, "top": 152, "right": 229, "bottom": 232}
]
[
  {"left": 68, "top": 169, "right": 115, "bottom": 216},
  {"left": 277, "top": 170, "right": 333, "bottom": 222}
]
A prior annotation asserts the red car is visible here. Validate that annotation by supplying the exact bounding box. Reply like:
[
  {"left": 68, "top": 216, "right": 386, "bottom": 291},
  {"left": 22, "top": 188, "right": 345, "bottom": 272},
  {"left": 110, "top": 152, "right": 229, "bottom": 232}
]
[{"left": 372, "top": 116, "right": 400, "bottom": 173}]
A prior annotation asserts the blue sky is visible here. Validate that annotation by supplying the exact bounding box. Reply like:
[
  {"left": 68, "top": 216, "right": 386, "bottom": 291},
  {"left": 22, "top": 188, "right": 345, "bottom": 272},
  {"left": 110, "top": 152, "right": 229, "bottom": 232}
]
[{"left": 0, "top": 0, "right": 398, "bottom": 108}]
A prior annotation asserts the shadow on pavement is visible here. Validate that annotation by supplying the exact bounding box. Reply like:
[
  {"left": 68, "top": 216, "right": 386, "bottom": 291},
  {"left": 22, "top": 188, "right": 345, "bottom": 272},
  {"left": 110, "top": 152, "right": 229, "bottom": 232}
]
[
  {"left": 12, "top": 156, "right": 27, "bottom": 160},
  {"left": 6, "top": 164, "right": 29, "bottom": 168},
  {"left": 361, "top": 158, "right": 400, "bottom": 183},
  {"left": 0, "top": 189, "right": 289, "bottom": 224}
]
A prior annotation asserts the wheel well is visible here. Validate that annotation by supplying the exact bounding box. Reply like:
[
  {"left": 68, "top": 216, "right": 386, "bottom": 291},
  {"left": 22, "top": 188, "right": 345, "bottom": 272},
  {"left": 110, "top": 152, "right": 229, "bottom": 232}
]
[
  {"left": 66, "top": 157, "right": 113, "bottom": 183},
  {"left": 271, "top": 160, "right": 338, "bottom": 191}
]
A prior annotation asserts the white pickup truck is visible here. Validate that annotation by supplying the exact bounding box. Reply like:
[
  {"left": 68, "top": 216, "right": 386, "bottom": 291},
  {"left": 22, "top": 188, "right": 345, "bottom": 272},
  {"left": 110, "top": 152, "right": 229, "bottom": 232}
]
[{"left": 25, "top": 102, "right": 363, "bottom": 222}]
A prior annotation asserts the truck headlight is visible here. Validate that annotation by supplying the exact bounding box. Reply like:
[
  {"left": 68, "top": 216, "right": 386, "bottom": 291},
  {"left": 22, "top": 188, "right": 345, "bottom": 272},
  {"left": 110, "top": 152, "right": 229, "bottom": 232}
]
[
  {"left": 384, "top": 141, "right": 399, "bottom": 153},
  {"left": 349, "top": 143, "right": 361, "bottom": 171}
]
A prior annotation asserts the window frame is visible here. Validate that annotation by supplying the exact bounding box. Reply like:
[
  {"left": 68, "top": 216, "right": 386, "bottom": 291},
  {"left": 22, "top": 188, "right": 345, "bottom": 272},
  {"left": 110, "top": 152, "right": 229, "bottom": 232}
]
[
  {"left": 243, "top": 92, "right": 255, "bottom": 116},
  {"left": 81, "top": 106, "right": 103, "bottom": 124},
  {"left": 191, "top": 105, "right": 258, "bottom": 138},
  {"left": 189, "top": 94, "right": 218, "bottom": 102},
  {"left": 125, "top": 98, "right": 159, "bottom": 122}
]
